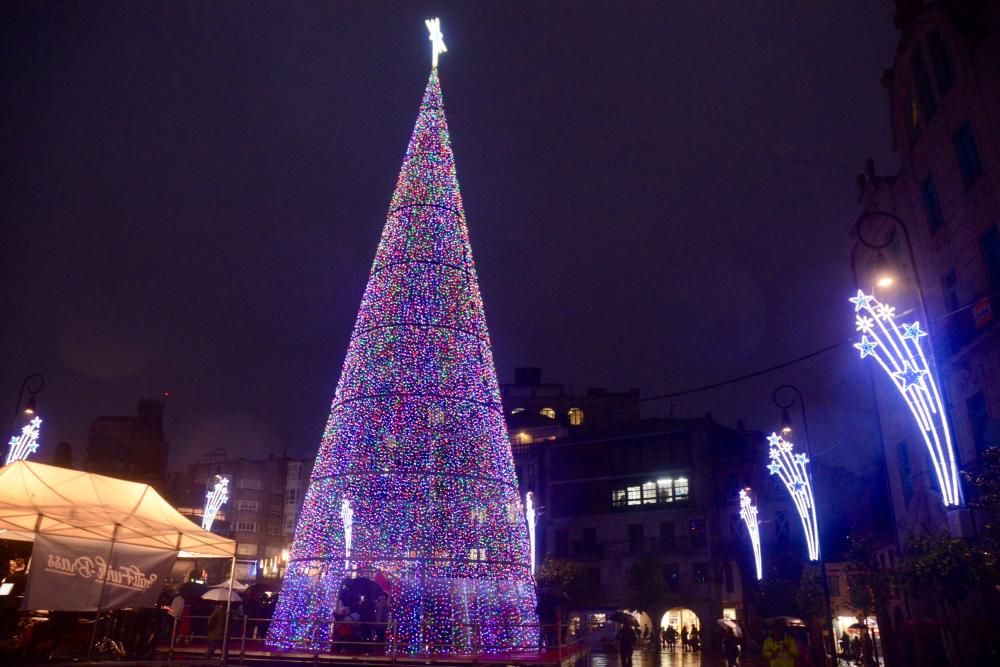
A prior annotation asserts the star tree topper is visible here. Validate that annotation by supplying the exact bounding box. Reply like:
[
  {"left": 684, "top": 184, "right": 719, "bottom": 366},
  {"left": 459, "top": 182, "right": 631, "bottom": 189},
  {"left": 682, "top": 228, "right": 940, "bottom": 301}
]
[{"left": 425, "top": 18, "right": 447, "bottom": 68}]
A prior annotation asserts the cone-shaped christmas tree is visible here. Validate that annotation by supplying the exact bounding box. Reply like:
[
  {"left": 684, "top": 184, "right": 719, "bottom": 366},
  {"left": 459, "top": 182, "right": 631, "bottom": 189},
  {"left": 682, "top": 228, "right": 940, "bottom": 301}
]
[{"left": 267, "top": 66, "right": 537, "bottom": 654}]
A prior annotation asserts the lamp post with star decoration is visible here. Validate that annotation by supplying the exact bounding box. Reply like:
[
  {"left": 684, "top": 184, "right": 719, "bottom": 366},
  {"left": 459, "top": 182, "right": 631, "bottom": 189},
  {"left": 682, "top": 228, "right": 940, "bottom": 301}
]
[
  {"left": 771, "top": 384, "right": 837, "bottom": 666},
  {"left": 850, "top": 210, "right": 962, "bottom": 509}
]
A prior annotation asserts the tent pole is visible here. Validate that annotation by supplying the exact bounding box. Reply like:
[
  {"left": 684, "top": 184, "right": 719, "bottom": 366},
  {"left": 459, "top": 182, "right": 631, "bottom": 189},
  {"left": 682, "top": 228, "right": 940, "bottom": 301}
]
[
  {"left": 88, "top": 522, "right": 119, "bottom": 659},
  {"left": 221, "top": 555, "right": 236, "bottom": 664}
]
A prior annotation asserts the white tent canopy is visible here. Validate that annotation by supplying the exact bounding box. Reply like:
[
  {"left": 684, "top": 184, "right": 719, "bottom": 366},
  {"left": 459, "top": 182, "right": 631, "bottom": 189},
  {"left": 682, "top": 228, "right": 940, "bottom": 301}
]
[{"left": 0, "top": 460, "right": 234, "bottom": 558}]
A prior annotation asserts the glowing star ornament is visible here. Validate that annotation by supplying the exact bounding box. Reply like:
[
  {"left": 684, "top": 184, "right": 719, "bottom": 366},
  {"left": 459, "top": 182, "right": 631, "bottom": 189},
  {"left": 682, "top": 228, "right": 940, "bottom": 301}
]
[
  {"left": 5, "top": 416, "right": 42, "bottom": 465},
  {"left": 738, "top": 489, "right": 763, "bottom": 580},
  {"left": 425, "top": 18, "right": 447, "bottom": 68},
  {"left": 268, "top": 33, "right": 536, "bottom": 655},
  {"left": 766, "top": 432, "right": 820, "bottom": 561},
  {"left": 201, "top": 475, "right": 229, "bottom": 531},
  {"left": 849, "top": 292, "right": 961, "bottom": 507}
]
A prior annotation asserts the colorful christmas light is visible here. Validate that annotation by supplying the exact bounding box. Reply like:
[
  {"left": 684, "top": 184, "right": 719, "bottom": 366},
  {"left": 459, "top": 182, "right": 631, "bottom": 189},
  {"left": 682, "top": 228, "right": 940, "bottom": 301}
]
[
  {"left": 766, "top": 432, "right": 819, "bottom": 561},
  {"left": 267, "top": 38, "right": 537, "bottom": 654},
  {"left": 5, "top": 416, "right": 42, "bottom": 465},
  {"left": 202, "top": 475, "right": 229, "bottom": 531},
  {"left": 849, "top": 290, "right": 961, "bottom": 507},
  {"left": 738, "top": 488, "right": 762, "bottom": 580}
]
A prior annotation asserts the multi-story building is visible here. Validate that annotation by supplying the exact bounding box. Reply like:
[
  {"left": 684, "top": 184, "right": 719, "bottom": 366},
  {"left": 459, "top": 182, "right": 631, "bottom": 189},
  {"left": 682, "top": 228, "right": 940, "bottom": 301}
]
[
  {"left": 501, "top": 367, "right": 641, "bottom": 431},
  {"left": 169, "top": 453, "right": 313, "bottom": 582},
  {"left": 84, "top": 398, "right": 169, "bottom": 489},
  {"left": 854, "top": 0, "right": 999, "bottom": 541},
  {"left": 852, "top": 1, "right": 999, "bottom": 662},
  {"left": 513, "top": 412, "right": 797, "bottom": 659}
]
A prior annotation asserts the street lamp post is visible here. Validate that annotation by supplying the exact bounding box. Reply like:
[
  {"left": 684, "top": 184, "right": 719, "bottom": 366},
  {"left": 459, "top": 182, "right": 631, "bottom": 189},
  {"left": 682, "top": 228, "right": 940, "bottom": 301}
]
[
  {"left": 852, "top": 209, "right": 966, "bottom": 515},
  {"left": 773, "top": 384, "right": 837, "bottom": 667},
  {"left": 6, "top": 372, "right": 44, "bottom": 464}
]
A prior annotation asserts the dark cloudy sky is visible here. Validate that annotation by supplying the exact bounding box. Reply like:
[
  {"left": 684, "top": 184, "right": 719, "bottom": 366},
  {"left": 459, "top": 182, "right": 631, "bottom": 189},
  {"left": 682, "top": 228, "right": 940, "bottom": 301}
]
[{"left": 1, "top": 1, "right": 899, "bottom": 470}]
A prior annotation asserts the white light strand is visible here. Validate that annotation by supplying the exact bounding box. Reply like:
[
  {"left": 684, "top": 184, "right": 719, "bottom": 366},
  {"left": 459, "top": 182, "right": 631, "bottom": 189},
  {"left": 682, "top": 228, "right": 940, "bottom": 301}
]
[
  {"left": 739, "top": 488, "right": 763, "bottom": 580},
  {"left": 850, "top": 290, "right": 961, "bottom": 507},
  {"left": 341, "top": 498, "right": 354, "bottom": 572},
  {"left": 201, "top": 475, "right": 229, "bottom": 531},
  {"left": 425, "top": 18, "right": 447, "bottom": 68},
  {"left": 525, "top": 492, "right": 537, "bottom": 577},
  {"left": 766, "top": 432, "right": 820, "bottom": 561},
  {"left": 5, "top": 416, "right": 42, "bottom": 465}
]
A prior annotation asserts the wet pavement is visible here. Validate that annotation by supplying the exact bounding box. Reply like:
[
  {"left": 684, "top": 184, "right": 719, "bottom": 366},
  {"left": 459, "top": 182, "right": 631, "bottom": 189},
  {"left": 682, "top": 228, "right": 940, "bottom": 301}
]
[{"left": 581, "top": 649, "right": 706, "bottom": 666}]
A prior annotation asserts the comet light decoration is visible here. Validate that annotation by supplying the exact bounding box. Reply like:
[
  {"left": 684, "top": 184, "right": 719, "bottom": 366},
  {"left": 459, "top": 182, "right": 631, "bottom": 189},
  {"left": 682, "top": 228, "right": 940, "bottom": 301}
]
[
  {"left": 850, "top": 290, "right": 961, "bottom": 507},
  {"left": 341, "top": 498, "right": 354, "bottom": 572},
  {"left": 267, "top": 22, "right": 537, "bottom": 655},
  {"left": 201, "top": 475, "right": 229, "bottom": 531},
  {"left": 738, "top": 488, "right": 762, "bottom": 580},
  {"left": 5, "top": 416, "right": 42, "bottom": 465},
  {"left": 766, "top": 432, "right": 820, "bottom": 561},
  {"left": 525, "top": 492, "right": 537, "bottom": 577}
]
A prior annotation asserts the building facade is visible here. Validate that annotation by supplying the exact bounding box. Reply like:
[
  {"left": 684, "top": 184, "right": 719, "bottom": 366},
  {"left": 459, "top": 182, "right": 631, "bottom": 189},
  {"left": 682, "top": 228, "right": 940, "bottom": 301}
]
[
  {"left": 854, "top": 0, "right": 998, "bottom": 537},
  {"left": 512, "top": 412, "right": 798, "bottom": 657},
  {"left": 852, "top": 1, "right": 999, "bottom": 663},
  {"left": 168, "top": 453, "right": 313, "bottom": 582},
  {"left": 84, "top": 398, "right": 169, "bottom": 489}
]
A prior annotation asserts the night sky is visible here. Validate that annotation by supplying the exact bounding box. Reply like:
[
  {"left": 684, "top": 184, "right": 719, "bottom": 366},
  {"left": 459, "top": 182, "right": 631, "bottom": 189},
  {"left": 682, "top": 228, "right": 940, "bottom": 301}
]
[{"left": 2, "top": 2, "right": 899, "bottom": 471}]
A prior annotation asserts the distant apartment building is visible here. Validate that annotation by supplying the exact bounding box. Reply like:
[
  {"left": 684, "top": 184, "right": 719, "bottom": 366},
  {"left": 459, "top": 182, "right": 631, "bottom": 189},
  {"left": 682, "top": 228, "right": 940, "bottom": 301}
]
[
  {"left": 84, "top": 398, "right": 169, "bottom": 489},
  {"left": 169, "top": 454, "right": 313, "bottom": 582},
  {"left": 512, "top": 412, "right": 796, "bottom": 660}
]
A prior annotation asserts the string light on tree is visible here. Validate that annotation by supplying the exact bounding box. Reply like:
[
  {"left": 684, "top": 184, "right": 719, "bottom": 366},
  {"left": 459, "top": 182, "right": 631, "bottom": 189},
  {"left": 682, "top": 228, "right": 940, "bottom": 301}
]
[
  {"left": 201, "top": 475, "right": 229, "bottom": 531},
  {"left": 766, "top": 432, "right": 820, "bottom": 561},
  {"left": 738, "top": 488, "right": 762, "bottom": 580},
  {"left": 849, "top": 290, "right": 961, "bottom": 507},
  {"left": 5, "top": 416, "right": 42, "bottom": 465},
  {"left": 267, "top": 20, "right": 537, "bottom": 655}
]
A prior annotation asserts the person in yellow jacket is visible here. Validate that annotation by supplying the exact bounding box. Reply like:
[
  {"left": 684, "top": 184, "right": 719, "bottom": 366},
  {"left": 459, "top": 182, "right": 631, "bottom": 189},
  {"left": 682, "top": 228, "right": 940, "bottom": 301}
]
[{"left": 762, "top": 624, "right": 798, "bottom": 667}]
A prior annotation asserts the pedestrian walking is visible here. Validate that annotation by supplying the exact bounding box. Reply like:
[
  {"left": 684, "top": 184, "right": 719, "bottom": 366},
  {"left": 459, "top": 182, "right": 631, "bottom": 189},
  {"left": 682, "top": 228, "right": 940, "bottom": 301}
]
[
  {"left": 723, "top": 627, "right": 741, "bottom": 667},
  {"left": 204, "top": 603, "right": 226, "bottom": 658},
  {"left": 616, "top": 623, "right": 637, "bottom": 667},
  {"left": 681, "top": 625, "right": 689, "bottom": 652},
  {"left": 762, "top": 623, "right": 798, "bottom": 667}
]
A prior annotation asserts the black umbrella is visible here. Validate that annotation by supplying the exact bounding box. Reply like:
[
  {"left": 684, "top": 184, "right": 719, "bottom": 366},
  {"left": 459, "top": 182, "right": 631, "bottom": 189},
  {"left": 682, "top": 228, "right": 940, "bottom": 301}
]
[
  {"left": 339, "top": 577, "right": 384, "bottom": 606},
  {"left": 178, "top": 581, "right": 207, "bottom": 601},
  {"left": 608, "top": 611, "right": 639, "bottom": 626}
]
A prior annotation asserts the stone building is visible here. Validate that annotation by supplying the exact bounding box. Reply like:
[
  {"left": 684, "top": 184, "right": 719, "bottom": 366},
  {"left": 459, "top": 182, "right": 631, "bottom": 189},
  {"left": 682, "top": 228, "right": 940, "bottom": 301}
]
[{"left": 84, "top": 398, "right": 169, "bottom": 489}]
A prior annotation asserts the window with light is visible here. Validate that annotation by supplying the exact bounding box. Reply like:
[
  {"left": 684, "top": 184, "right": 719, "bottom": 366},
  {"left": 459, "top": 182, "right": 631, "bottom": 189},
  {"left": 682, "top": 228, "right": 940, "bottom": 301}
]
[
  {"left": 540, "top": 407, "right": 556, "bottom": 419},
  {"left": 568, "top": 407, "right": 584, "bottom": 426}
]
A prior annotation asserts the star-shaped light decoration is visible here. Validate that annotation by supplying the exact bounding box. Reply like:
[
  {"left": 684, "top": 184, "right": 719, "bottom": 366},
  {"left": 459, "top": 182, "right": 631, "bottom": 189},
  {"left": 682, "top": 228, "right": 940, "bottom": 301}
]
[
  {"left": 849, "top": 290, "right": 874, "bottom": 312},
  {"left": 855, "top": 315, "right": 875, "bottom": 333},
  {"left": 893, "top": 361, "right": 928, "bottom": 390},
  {"left": 767, "top": 432, "right": 782, "bottom": 447},
  {"left": 793, "top": 453, "right": 809, "bottom": 465},
  {"left": 425, "top": 18, "right": 447, "bottom": 68},
  {"left": 901, "top": 321, "right": 928, "bottom": 340},
  {"left": 854, "top": 336, "right": 879, "bottom": 358},
  {"left": 792, "top": 480, "right": 806, "bottom": 493},
  {"left": 767, "top": 461, "right": 782, "bottom": 475}
]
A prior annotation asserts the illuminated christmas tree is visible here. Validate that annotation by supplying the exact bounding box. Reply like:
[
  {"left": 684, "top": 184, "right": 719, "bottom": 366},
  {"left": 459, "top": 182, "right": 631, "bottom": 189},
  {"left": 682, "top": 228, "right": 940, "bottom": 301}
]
[{"left": 267, "top": 26, "right": 537, "bottom": 655}]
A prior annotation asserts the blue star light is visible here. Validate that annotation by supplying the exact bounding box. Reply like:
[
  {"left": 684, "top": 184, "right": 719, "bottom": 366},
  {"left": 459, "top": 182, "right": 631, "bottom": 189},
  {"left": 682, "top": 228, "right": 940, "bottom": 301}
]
[
  {"left": 767, "top": 433, "right": 783, "bottom": 447},
  {"left": 793, "top": 453, "right": 809, "bottom": 465},
  {"left": 893, "top": 361, "right": 928, "bottom": 390},
  {"left": 767, "top": 461, "right": 782, "bottom": 475},
  {"left": 849, "top": 290, "right": 874, "bottom": 312},
  {"left": 792, "top": 480, "right": 806, "bottom": 493},
  {"left": 854, "top": 336, "right": 878, "bottom": 358},
  {"left": 901, "top": 321, "right": 928, "bottom": 340}
]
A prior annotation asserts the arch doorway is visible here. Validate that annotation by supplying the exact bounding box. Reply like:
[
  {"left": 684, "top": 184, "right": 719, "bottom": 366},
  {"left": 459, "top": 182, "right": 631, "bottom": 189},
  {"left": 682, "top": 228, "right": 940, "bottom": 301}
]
[{"left": 661, "top": 607, "right": 700, "bottom": 634}]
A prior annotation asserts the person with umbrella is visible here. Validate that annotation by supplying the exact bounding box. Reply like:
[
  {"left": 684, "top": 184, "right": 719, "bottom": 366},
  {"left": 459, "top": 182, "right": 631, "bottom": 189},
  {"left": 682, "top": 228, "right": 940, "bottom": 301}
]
[
  {"left": 204, "top": 603, "right": 226, "bottom": 658},
  {"left": 615, "top": 620, "right": 637, "bottom": 667},
  {"left": 723, "top": 627, "right": 741, "bottom": 667}
]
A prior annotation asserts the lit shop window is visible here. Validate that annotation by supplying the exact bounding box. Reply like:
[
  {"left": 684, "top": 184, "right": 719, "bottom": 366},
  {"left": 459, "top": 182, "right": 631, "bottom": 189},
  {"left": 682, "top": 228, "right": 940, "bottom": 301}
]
[
  {"left": 540, "top": 407, "right": 556, "bottom": 419},
  {"left": 612, "top": 477, "right": 690, "bottom": 509},
  {"left": 568, "top": 407, "right": 584, "bottom": 426},
  {"left": 514, "top": 432, "right": 533, "bottom": 445}
]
